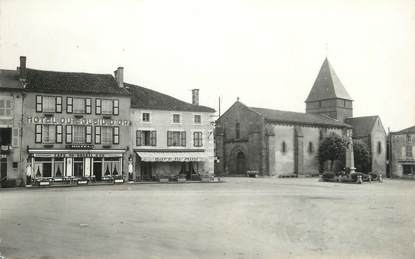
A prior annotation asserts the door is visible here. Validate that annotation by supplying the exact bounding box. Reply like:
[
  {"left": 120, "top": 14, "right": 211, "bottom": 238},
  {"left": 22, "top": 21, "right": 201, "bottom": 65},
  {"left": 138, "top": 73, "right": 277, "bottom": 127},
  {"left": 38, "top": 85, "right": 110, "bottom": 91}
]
[
  {"left": 43, "top": 163, "right": 52, "bottom": 177},
  {"left": 141, "top": 162, "right": 152, "bottom": 181},
  {"left": 73, "top": 158, "right": 84, "bottom": 178},
  {"left": 236, "top": 151, "right": 247, "bottom": 175},
  {"left": 0, "top": 158, "right": 7, "bottom": 187},
  {"left": 93, "top": 162, "right": 102, "bottom": 181}
]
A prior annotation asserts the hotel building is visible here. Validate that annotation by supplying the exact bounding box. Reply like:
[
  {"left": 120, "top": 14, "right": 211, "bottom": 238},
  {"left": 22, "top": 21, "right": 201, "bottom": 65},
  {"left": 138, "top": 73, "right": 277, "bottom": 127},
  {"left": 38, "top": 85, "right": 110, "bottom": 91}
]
[{"left": 20, "top": 57, "right": 132, "bottom": 182}]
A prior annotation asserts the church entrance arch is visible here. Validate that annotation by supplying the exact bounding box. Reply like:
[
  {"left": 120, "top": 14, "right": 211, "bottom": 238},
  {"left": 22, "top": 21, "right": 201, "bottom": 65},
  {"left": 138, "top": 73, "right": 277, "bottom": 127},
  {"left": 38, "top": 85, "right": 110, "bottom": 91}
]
[
  {"left": 236, "top": 151, "right": 247, "bottom": 175},
  {"left": 228, "top": 145, "right": 248, "bottom": 175}
]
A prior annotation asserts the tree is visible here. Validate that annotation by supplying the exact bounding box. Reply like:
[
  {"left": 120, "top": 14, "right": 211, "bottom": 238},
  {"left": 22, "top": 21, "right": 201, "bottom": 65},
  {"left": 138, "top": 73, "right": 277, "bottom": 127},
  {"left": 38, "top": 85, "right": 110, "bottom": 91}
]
[
  {"left": 318, "top": 133, "right": 347, "bottom": 172},
  {"left": 353, "top": 140, "right": 371, "bottom": 173}
]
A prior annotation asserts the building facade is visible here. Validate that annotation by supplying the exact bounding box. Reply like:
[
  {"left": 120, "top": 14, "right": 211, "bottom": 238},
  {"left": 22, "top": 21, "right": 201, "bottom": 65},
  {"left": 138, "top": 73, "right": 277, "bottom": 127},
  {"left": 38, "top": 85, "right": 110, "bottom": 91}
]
[
  {"left": 0, "top": 67, "right": 24, "bottom": 187},
  {"left": 215, "top": 101, "right": 350, "bottom": 176},
  {"left": 345, "top": 116, "right": 387, "bottom": 174},
  {"left": 20, "top": 58, "right": 132, "bottom": 183},
  {"left": 215, "top": 58, "right": 387, "bottom": 176},
  {"left": 127, "top": 84, "right": 215, "bottom": 181},
  {"left": 389, "top": 126, "right": 415, "bottom": 178}
]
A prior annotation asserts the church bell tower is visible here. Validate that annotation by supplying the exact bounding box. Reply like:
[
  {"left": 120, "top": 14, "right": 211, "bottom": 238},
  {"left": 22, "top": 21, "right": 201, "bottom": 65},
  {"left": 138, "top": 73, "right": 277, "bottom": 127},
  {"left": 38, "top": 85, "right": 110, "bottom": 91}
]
[{"left": 305, "top": 58, "right": 353, "bottom": 122}]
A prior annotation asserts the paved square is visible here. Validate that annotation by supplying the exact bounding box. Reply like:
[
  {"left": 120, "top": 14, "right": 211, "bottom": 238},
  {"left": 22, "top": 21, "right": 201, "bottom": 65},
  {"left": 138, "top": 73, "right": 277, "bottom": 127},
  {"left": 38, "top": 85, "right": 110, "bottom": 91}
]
[{"left": 0, "top": 178, "right": 414, "bottom": 259}]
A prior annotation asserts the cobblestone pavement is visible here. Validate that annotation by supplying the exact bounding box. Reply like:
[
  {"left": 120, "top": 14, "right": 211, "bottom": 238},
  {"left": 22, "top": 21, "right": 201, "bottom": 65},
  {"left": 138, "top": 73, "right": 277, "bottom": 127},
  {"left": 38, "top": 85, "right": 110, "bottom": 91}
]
[{"left": 0, "top": 178, "right": 414, "bottom": 259}]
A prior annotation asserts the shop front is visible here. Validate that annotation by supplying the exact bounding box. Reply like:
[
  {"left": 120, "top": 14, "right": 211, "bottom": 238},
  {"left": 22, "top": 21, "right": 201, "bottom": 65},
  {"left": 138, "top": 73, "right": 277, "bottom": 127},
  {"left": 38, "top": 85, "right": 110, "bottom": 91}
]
[
  {"left": 135, "top": 150, "right": 209, "bottom": 181},
  {"left": 28, "top": 148, "right": 125, "bottom": 181}
]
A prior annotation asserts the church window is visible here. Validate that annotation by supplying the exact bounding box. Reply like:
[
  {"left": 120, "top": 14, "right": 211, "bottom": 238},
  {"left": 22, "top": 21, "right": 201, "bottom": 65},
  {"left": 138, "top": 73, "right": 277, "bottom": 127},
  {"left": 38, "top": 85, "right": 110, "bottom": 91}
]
[
  {"left": 282, "top": 141, "right": 287, "bottom": 153},
  {"left": 377, "top": 141, "right": 382, "bottom": 154},
  {"left": 407, "top": 135, "right": 412, "bottom": 144},
  {"left": 308, "top": 142, "right": 314, "bottom": 153},
  {"left": 235, "top": 122, "right": 240, "bottom": 139}
]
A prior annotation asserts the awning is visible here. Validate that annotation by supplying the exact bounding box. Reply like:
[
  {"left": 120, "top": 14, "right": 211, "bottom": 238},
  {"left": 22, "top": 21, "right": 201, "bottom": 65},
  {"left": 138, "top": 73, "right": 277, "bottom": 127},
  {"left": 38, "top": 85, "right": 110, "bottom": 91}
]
[{"left": 136, "top": 151, "right": 208, "bottom": 162}]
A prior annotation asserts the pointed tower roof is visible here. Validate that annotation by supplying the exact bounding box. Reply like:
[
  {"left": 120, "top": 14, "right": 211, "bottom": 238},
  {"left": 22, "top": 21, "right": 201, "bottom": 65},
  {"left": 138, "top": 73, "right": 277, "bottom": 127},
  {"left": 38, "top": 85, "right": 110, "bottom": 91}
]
[{"left": 305, "top": 58, "right": 352, "bottom": 102}]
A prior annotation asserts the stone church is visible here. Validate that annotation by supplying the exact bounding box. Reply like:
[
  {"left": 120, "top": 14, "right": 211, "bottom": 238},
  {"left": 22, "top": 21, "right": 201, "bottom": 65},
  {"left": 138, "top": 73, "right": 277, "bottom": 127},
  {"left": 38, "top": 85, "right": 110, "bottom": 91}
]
[{"left": 215, "top": 58, "right": 387, "bottom": 176}]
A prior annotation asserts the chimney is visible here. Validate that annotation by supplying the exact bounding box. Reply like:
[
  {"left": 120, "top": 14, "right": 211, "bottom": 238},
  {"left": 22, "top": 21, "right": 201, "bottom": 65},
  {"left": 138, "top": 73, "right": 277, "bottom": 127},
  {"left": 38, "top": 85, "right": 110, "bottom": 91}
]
[
  {"left": 192, "top": 89, "right": 199, "bottom": 105},
  {"left": 19, "top": 56, "right": 27, "bottom": 81},
  {"left": 114, "top": 67, "right": 124, "bottom": 88}
]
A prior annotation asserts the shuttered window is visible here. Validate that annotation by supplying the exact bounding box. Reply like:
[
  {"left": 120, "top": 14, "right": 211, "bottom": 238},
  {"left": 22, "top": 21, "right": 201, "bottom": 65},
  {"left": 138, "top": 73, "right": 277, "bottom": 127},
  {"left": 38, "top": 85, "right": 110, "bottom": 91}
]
[
  {"left": 136, "top": 130, "right": 156, "bottom": 146},
  {"left": 167, "top": 131, "right": 186, "bottom": 147},
  {"left": 193, "top": 132, "right": 203, "bottom": 147}
]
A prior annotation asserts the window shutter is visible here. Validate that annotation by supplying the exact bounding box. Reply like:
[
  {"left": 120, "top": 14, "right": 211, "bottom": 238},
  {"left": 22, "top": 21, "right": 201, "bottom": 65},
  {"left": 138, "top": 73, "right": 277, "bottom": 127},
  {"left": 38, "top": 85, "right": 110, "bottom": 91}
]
[
  {"left": 56, "top": 125, "right": 62, "bottom": 143},
  {"left": 12, "top": 128, "right": 19, "bottom": 147},
  {"left": 151, "top": 131, "right": 157, "bottom": 146},
  {"left": 86, "top": 98, "right": 92, "bottom": 114},
  {"left": 181, "top": 131, "right": 186, "bottom": 147},
  {"left": 167, "top": 131, "right": 172, "bottom": 146},
  {"left": 35, "top": 124, "right": 42, "bottom": 143},
  {"left": 95, "top": 126, "right": 101, "bottom": 144},
  {"left": 95, "top": 99, "right": 101, "bottom": 114},
  {"left": 86, "top": 126, "right": 92, "bottom": 144},
  {"left": 56, "top": 97, "right": 62, "bottom": 113},
  {"left": 113, "top": 126, "right": 119, "bottom": 144},
  {"left": 136, "top": 130, "right": 142, "bottom": 146},
  {"left": 67, "top": 97, "right": 73, "bottom": 113},
  {"left": 113, "top": 100, "right": 119, "bottom": 115},
  {"left": 36, "top": 96, "right": 43, "bottom": 112},
  {"left": 66, "top": 125, "right": 72, "bottom": 143}
]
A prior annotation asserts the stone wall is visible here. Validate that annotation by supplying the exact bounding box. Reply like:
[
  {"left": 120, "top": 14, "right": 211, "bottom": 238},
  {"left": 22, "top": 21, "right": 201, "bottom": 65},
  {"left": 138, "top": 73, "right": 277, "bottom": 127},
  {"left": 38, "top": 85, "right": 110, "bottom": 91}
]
[{"left": 370, "top": 119, "right": 387, "bottom": 174}]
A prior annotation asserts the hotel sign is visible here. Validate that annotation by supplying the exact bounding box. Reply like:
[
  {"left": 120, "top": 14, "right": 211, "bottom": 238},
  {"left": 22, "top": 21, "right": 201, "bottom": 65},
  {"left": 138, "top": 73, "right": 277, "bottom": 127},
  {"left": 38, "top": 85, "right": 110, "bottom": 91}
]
[
  {"left": 27, "top": 116, "right": 130, "bottom": 126},
  {"left": 66, "top": 144, "right": 94, "bottom": 149}
]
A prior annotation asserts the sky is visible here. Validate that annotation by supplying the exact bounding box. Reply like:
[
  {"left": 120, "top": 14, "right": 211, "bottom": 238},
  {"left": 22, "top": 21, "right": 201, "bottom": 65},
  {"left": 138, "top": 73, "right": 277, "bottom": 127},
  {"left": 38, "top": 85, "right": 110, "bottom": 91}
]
[{"left": 0, "top": 0, "right": 414, "bottom": 131}]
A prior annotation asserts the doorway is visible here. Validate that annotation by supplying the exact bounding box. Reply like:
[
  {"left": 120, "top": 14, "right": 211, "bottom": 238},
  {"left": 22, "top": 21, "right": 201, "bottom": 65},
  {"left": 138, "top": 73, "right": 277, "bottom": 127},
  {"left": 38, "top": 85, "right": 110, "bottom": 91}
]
[
  {"left": 403, "top": 164, "right": 414, "bottom": 176},
  {"left": 93, "top": 159, "right": 102, "bottom": 181},
  {"left": 73, "top": 158, "right": 84, "bottom": 178},
  {"left": 141, "top": 162, "right": 152, "bottom": 181},
  {"left": 0, "top": 158, "right": 7, "bottom": 186},
  {"left": 181, "top": 162, "right": 196, "bottom": 180},
  {"left": 236, "top": 151, "right": 247, "bottom": 175}
]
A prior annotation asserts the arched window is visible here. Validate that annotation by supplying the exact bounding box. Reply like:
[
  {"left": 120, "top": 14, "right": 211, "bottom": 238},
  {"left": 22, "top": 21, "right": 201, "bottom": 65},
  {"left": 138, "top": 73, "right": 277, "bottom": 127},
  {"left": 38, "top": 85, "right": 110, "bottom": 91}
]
[
  {"left": 308, "top": 142, "right": 314, "bottom": 153},
  {"left": 235, "top": 122, "right": 240, "bottom": 139},
  {"left": 282, "top": 141, "right": 287, "bottom": 153},
  {"left": 377, "top": 141, "right": 382, "bottom": 154}
]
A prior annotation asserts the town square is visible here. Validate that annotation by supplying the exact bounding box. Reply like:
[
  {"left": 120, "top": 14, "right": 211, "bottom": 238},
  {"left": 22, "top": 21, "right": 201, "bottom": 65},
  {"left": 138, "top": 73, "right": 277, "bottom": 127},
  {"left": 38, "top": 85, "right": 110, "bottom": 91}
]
[
  {"left": 1, "top": 0, "right": 415, "bottom": 258},
  {"left": 1, "top": 178, "right": 415, "bottom": 259}
]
